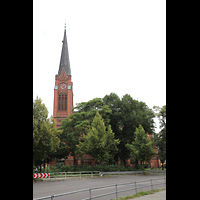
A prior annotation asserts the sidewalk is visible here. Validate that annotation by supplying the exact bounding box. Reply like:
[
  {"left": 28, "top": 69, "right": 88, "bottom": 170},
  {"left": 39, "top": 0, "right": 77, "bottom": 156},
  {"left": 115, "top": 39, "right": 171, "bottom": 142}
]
[{"left": 129, "top": 190, "right": 166, "bottom": 200}]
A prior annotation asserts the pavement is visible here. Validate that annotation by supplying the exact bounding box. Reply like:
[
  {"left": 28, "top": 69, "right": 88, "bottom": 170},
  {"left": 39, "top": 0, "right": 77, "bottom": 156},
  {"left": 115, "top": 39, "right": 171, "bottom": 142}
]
[{"left": 129, "top": 190, "right": 166, "bottom": 200}]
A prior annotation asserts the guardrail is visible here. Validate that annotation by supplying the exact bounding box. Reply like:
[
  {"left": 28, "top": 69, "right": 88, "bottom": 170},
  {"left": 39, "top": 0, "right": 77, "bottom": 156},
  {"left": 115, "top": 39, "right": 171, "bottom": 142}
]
[
  {"left": 102, "top": 170, "right": 166, "bottom": 175},
  {"left": 34, "top": 170, "right": 166, "bottom": 180},
  {"left": 49, "top": 171, "right": 101, "bottom": 179},
  {"left": 33, "top": 177, "right": 166, "bottom": 200}
]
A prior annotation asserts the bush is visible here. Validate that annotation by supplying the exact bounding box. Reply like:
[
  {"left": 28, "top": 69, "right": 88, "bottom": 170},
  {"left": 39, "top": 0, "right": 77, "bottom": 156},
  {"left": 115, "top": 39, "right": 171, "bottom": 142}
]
[
  {"left": 55, "top": 162, "right": 64, "bottom": 169},
  {"left": 48, "top": 165, "right": 58, "bottom": 172},
  {"left": 47, "top": 163, "right": 136, "bottom": 172},
  {"left": 142, "top": 171, "right": 150, "bottom": 175}
]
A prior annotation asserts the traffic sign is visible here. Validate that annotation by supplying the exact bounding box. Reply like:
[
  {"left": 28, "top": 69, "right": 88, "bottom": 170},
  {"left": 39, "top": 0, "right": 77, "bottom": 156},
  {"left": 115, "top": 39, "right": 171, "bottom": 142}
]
[{"left": 33, "top": 173, "right": 50, "bottom": 179}]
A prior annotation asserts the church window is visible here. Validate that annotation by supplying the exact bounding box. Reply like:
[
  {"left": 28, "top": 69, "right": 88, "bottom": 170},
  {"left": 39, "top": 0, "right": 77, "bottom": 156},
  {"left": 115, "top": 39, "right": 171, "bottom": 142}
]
[
  {"left": 62, "top": 94, "right": 64, "bottom": 110},
  {"left": 65, "top": 94, "right": 67, "bottom": 110},
  {"left": 58, "top": 94, "right": 61, "bottom": 110},
  {"left": 58, "top": 92, "right": 67, "bottom": 111}
]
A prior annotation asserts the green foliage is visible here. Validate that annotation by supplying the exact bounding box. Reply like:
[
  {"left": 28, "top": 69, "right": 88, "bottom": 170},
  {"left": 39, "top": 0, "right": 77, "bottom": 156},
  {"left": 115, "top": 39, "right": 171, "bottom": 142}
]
[
  {"left": 77, "top": 112, "right": 120, "bottom": 165},
  {"left": 153, "top": 105, "right": 166, "bottom": 169},
  {"left": 72, "top": 98, "right": 112, "bottom": 127},
  {"left": 126, "top": 125, "right": 156, "bottom": 166},
  {"left": 142, "top": 171, "right": 150, "bottom": 175},
  {"left": 153, "top": 105, "right": 166, "bottom": 129},
  {"left": 157, "top": 128, "right": 166, "bottom": 167},
  {"left": 48, "top": 93, "right": 156, "bottom": 169},
  {"left": 56, "top": 98, "right": 112, "bottom": 164},
  {"left": 111, "top": 188, "right": 166, "bottom": 200},
  {"left": 45, "top": 163, "right": 134, "bottom": 172},
  {"left": 103, "top": 93, "right": 155, "bottom": 166},
  {"left": 33, "top": 96, "right": 60, "bottom": 166}
]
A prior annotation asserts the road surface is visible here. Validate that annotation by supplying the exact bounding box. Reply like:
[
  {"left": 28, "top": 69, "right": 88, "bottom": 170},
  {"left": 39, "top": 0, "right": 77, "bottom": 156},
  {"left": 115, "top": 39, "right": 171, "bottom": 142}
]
[{"left": 33, "top": 174, "right": 166, "bottom": 200}]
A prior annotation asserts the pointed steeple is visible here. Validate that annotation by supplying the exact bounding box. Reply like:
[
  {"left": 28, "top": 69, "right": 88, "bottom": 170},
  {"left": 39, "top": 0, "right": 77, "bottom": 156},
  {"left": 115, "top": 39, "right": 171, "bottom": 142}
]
[{"left": 58, "top": 23, "right": 71, "bottom": 77}]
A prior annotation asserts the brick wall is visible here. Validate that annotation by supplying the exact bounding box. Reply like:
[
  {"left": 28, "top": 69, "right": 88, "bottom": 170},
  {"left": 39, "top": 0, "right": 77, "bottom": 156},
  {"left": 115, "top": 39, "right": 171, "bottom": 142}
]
[{"left": 53, "top": 68, "right": 73, "bottom": 128}]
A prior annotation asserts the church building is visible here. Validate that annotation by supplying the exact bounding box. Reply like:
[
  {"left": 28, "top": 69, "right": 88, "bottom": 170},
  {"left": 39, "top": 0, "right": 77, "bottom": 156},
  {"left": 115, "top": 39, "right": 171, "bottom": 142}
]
[
  {"left": 51, "top": 25, "right": 94, "bottom": 166},
  {"left": 51, "top": 25, "right": 161, "bottom": 168},
  {"left": 53, "top": 24, "right": 73, "bottom": 128}
]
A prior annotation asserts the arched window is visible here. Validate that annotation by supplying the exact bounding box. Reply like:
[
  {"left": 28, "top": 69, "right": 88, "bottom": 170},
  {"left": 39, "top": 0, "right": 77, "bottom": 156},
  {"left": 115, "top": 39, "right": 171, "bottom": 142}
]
[{"left": 58, "top": 92, "right": 67, "bottom": 111}]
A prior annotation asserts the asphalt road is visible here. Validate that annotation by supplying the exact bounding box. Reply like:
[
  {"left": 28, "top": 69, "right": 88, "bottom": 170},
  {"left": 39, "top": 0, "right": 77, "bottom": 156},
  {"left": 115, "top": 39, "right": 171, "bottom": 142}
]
[{"left": 33, "top": 174, "right": 166, "bottom": 200}]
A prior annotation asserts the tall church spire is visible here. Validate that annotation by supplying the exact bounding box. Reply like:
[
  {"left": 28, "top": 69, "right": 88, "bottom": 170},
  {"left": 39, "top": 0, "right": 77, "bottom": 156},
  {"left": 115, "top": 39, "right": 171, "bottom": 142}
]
[{"left": 58, "top": 24, "right": 71, "bottom": 76}]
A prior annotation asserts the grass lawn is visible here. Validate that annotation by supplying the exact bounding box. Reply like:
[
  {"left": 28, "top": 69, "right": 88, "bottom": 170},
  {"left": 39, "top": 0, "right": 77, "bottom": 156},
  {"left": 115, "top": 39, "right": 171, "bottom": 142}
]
[{"left": 110, "top": 188, "right": 166, "bottom": 200}]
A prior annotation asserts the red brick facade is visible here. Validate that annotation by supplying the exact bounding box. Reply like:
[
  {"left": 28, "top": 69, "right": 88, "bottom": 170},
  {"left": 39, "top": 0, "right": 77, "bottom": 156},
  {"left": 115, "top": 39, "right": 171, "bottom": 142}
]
[{"left": 53, "top": 68, "right": 73, "bottom": 128}]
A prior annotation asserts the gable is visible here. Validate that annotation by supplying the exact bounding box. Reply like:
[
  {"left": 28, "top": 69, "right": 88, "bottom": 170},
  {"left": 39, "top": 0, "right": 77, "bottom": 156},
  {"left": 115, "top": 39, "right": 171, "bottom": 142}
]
[{"left": 59, "top": 68, "right": 67, "bottom": 80}]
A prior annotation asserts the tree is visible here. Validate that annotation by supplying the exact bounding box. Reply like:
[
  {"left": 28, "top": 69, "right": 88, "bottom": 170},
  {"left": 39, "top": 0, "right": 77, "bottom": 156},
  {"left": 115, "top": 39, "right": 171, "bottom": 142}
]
[
  {"left": 126, "top": 125, "right": 156, "bottom": 167},
  {"left": 56, "top": 95, "right": 155, "bottom": 168},
  {"left": 33, "top": 96, "right": 60, "bottom": 169},
  {"left": 57, "top": 98, "right": 112, "bottom": 165},
  {"left": 157, "top": 128, "right": 166, "bottom": 169},
  {"left": 102, "top": 93, "right": 122, "bottom": 164},
  {"left": 153, "top": 105, "right": 166, "bottom": 129},
  {"left": 72, "top": 97, "right": 112, "bottom": 127},
  {"left": 57, "top": 113, "right": 85, "bottom": 165},
  {"left": 153, "top": 105, "right": 166, "bottom": 169},
  {"left": 103, "top": 93, "right": 155, "bottom": 166},
  {"left": 77, "top": 112, "right": 120, "bottom": 167}
]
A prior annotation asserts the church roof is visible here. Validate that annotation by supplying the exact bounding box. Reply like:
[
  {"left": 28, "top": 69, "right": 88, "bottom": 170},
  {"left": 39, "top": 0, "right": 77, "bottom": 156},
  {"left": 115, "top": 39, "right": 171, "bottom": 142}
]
[{"left": 58, "top": 25, "right": 71, "bottom": 76}]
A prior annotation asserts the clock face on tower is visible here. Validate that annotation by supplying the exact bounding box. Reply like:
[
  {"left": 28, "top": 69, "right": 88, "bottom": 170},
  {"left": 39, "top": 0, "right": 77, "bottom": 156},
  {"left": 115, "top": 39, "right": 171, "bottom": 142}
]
[{"left": 60, "top": 83, "right": 66, "bottom": 89}]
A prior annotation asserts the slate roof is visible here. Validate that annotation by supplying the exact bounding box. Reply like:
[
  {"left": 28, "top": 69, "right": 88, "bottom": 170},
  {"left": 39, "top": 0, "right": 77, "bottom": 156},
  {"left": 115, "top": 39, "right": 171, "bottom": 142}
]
[{"left": 58, "top": 26, "right": 71, "bottom": 76}]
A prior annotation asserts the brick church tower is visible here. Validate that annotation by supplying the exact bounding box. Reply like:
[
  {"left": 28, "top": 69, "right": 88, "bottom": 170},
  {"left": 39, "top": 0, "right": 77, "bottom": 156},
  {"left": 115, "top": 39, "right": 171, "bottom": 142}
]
[{"left": 53, "top": 24, "right": 73, "bottom": 128}]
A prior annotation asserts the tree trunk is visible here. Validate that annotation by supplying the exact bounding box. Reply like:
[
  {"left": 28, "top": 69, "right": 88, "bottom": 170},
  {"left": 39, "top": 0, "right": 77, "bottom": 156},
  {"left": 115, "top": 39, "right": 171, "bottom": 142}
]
[
  {"left": 157, "top": 157, "right": 159, "bottom": 168},
  {"left": 43, "top": 160, "right": 46, "bottom": 171},
  {"left": 73, "top": 155, "right": 76, "bottom": 165},
  {"left": 73, "top": 153, "right": 77, "bottom": 170},
  {"left": 114, "top": 154, "right": 118, "bottom": 165},
  {"left": 123, "top": 157, "right": 127, "bottom": 167},
  {"left": 135, "top": 159, "right": 138, "bottom": 169},
  {"left": 39, "top": 164, "right": 41, "bottom": 172}
]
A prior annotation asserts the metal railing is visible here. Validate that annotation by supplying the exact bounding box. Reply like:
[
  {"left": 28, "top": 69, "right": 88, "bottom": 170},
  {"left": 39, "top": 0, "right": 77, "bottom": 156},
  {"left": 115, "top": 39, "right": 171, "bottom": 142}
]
[
  {"left": 101, "top": 170, "right": 166, "bottom": 175},
  {"left": 39, "top": 170, "right": 165, "bottom": 180},
  {"left": 49, "top": 171, "right": 101, "bottom": 179},
  {"left": 33, "top": 177, "right": 166, "bottom": 200}
]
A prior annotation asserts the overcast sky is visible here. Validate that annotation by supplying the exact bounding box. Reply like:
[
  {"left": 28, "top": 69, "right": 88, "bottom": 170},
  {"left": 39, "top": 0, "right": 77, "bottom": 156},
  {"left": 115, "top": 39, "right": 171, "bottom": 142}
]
[{"left": 33, "top": 0, "right": 166, "bottom": 133}]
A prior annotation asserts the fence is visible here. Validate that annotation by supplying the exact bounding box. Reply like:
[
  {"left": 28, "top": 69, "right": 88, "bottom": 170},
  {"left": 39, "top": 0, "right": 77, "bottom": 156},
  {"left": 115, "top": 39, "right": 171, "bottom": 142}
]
[
  {"left": 49, "top": 171, "right": 101, "bottom": 179},
  {"left": 101, "top": 170, "right": 166, "bottom": 175},
  {"left": 38, "top": 170, "right": 166, "bottom": 180},
  {"left": 33, "top": 177, "right": 166, "bottom": 200}
]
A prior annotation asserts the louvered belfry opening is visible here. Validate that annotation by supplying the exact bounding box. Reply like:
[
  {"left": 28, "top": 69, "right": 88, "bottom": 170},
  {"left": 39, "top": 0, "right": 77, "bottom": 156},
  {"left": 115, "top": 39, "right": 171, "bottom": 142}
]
[{"left": 58, "top": 92, "right": 67, "bottom": 111}]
